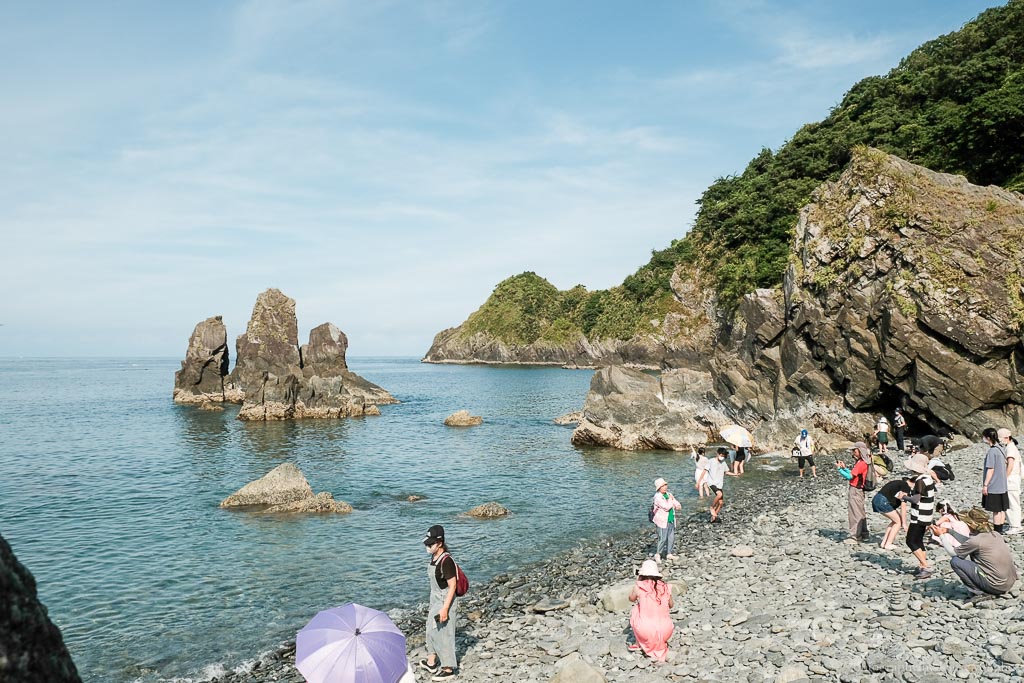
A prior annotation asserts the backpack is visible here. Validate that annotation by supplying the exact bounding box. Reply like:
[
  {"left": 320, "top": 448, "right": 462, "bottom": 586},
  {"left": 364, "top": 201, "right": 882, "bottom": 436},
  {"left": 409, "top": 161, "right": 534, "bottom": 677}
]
[
  {"left": 880, "top": 453, "right": 893, "bottom": 471},
  {"left": 862, "top": 460, "right": 878, "bottom": 492},
  {"left": 648, "top": 502, "right": 656, "bottom": 523},
  {"left": 438, "top": 553, "right": 470, "bottom": 597}
]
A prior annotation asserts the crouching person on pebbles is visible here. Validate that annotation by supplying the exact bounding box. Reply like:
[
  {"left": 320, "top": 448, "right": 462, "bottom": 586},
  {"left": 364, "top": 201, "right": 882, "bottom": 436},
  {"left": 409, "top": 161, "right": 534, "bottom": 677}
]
[
  {"left": 932, "top": 507, "right": 1019, "bottom": 603},
  {"left": 628, "top": 559, "right": 675, "bottom": 661},
  {"left": 652, "top": 477, "right": 683, "bottom": 562},
  {"left": 421, "top": 524, "right": 458, "bottom": 680}
]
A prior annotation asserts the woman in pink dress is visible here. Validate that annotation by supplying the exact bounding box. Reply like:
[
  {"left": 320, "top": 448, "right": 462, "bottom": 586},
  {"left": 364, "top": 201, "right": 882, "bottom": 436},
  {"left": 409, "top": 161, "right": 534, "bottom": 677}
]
[{"left": 628, "top": 559, "right": 675, "bottom": 661}]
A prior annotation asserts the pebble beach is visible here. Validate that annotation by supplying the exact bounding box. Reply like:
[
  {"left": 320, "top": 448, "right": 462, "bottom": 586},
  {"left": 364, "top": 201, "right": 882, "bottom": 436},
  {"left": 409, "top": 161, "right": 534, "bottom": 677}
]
[{"left": 210, "top": 443, "right": 1024, "bottom": 683}]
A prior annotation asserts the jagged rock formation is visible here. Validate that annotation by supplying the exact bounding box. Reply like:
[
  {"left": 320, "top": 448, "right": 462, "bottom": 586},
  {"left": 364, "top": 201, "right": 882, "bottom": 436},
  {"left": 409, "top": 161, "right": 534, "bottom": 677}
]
[
  {"left": 220, "top": 463, "right": 352, "bottom": 513},
  {"left": 1, "top": 533, "right": 82, "bottom": 683},
  {"left": 444, "top": 410, "right": 483, "bottom": 427},
  {"left": 553, "top": 410, "right": 583, "bottom": 425},
  {"left": 173, "top": 316, "right": 231, "bottom": 403},
  {"left": 572, "top": 150, "right": 1024, "bottom": 450},
  {"left": 221, "top": 289, "right": 397, "bottom": 420}
]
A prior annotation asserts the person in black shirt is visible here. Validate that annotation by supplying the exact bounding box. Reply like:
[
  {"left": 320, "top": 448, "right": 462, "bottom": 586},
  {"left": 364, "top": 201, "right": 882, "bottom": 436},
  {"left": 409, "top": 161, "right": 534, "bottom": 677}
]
[
  {"left": 893, "top": 409, "right": 907, "bottom": 452},
  {"left": 873, "top": 476, "right": 913, "bottom": 549},
  {"left": 421, "top": 525, "right": 458, "bottom": 680}
]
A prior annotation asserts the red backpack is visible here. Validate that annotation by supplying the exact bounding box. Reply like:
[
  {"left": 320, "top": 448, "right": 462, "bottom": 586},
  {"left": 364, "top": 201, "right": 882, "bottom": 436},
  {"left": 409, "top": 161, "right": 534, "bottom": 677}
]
[{"left": 439, "top": 552, "right": 470, "bottom": 597}]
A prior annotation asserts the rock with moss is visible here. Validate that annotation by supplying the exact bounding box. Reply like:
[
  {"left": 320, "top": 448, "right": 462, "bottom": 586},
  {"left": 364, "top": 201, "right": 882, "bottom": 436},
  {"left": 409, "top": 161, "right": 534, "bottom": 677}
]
[
  {"left": 0, "top": 533, "right": 82, "bottom": 683},
  {"left": 571, "top": 150, "right": 1024, "bottom": 450}
]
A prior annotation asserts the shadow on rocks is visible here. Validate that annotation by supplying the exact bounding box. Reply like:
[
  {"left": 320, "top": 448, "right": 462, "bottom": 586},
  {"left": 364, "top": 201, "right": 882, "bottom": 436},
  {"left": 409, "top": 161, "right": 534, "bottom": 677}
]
[
  {"left": 816, "top": 527, "right": 848, "bottom": 543},
  {"left": 852, "top": 550, "right": 906, "bottom": 573}
]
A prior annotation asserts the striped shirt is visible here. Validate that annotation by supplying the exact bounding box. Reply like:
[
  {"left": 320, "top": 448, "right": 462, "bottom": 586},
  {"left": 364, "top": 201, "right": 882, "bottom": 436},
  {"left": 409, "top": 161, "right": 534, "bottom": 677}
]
[{"left": 909, "top": 474, "right": 936, "bottom": 524}]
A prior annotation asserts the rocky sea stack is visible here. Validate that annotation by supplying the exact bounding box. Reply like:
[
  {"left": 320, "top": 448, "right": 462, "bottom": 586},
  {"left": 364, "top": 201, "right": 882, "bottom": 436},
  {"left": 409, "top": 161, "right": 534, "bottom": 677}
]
[
  {"left": 173, "top": 315, "right": 232, "bottom": 404},
  {"left": 173, "top": 289, "right": 397, "bottom": 420},
  {"left": 572, "top": 149, "right": 1024, "bottom": 450}
]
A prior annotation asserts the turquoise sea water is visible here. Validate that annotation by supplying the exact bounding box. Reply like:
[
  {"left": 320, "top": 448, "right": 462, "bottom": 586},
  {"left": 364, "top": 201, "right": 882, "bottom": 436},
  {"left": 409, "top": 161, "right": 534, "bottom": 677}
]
[{"left": 0, "top": 357, "right": 713, "bottom": 682}]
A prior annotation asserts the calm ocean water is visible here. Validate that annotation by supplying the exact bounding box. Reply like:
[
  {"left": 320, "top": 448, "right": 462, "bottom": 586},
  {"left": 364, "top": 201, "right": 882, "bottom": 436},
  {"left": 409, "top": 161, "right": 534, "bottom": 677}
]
[{"left": 0, "top": 357, "right": 724, "bottom": 682}]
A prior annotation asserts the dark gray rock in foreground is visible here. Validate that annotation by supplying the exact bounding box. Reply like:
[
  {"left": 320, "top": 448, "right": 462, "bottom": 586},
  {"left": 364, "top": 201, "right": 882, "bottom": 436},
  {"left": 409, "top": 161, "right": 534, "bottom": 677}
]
[{"left": 0, "top": 533, "right": 82, "bottom": 683}]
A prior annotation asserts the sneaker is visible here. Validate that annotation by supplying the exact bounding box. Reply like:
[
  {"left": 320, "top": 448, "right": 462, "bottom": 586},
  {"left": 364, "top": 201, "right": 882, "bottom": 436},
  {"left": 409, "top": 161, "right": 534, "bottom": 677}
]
[
  {"left": 666, "top": 554, "right": 679, "bottom": 561},
  {"left": 419, "top": 659, "right": 440, "bottom": 674},
  {"left": 627, "top": 642, "right": 641, "bottom": 651},
  {"left": 432, "top": 669, "right": 457, "bottom": 681},
  {"left": 653, "top": 553, "right": 662, "bottom": 563},
  {"left": 914, "top": 567, "right": 933, "bottom": 579},
  {"left": 710, "top": 517, "right": 721, "bottom": 524}
]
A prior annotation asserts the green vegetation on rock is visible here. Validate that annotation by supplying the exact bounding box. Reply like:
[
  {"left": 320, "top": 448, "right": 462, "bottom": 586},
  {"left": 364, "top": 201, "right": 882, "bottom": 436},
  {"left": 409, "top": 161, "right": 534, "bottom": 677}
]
[{"left": 455, "top": 1, "right": 1024, "bottom": 345}]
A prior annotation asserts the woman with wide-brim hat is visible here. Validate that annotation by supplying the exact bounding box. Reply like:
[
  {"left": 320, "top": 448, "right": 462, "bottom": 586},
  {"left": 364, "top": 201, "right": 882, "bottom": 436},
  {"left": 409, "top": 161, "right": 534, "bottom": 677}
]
[
  {"left": 627, "top": 559, "right": 676, "bottom": 661},
  {"left": 904, "top": 453, "right": 938, "bottom": 579}
]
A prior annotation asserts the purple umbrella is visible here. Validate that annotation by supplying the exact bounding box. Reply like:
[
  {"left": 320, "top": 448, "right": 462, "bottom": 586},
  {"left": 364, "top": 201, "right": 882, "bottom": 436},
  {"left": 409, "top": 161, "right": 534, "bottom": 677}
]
[{"left": 296, "top": 603, "right": 407, "bottom": 683}]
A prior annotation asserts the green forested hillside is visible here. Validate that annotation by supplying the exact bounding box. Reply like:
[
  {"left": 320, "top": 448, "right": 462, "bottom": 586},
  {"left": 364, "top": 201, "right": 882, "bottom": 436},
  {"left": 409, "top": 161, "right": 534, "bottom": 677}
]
[{"left": 458, "top": 1, "right": 1024, "bottom": 345}]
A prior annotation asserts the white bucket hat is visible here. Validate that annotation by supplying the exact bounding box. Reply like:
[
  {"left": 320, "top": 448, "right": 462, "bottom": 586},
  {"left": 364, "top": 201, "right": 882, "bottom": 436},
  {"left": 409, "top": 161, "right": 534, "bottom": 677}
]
[
  {"left": 654, "top": 477, "right": 667, "bottom": 491},
  {"left": 638, "top": 559, "right": 662, "bottom": 578}
]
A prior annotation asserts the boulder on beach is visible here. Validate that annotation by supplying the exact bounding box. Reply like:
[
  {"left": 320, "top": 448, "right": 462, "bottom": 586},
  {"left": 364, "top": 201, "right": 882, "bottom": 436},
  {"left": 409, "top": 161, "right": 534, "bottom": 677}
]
[
  {"left": 264, "top": 492, "right": 352, "bottom": 514},
  {"left": 173, "top": 315, "right": 230, "bottom": 404},
  {"left": 444, "top": 410, "right": 483, "bottom": 427},
  {"left": 227, "top": 289, "right": 398, "bottom": 421},
  {"left": 731, "top": 545, "right": 754, "bottom": 558},
  {"left": 466, "top": 502, "right": 510, "bottom": 518},
  {"left": 599, "top": 581, "right": 635, "bottom": 613},
  {"left": 0, "top": 533, "right": 82, "bottom": 683},
  {"left": 220, "top": 463, "right": 314, "bottom": 508},
  {"left": 549, "top": 653, "right": 606, "bottom": 683}
]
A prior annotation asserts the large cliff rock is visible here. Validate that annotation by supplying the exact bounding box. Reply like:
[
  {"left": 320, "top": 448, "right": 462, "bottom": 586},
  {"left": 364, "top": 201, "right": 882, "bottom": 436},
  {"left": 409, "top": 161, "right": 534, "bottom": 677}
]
[
  {"left": 173, "top": 316, "right": 230, "bottom": 404},
  {"left": 1, "top": 534, "right": 82, "bottom": 682},
  {"left": 572, "top": 149, "right": 1024, "bottom": 450},
  {"left": 224, "top": 289, "right": 397, "bottom": 421}
]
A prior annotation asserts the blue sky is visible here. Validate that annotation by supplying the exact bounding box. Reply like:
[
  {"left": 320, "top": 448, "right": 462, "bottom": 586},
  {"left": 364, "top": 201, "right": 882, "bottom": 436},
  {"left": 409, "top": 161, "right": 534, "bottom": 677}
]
[{"left": 0, "top": 0, "right": 1002, "bottom": 357}]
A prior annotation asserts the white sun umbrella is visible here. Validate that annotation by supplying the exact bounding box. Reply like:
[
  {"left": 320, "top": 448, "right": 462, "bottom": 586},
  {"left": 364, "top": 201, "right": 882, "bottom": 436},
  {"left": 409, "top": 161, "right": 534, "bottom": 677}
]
[{"left": 719, "top": 424, "right": 753, "bottom": 449}]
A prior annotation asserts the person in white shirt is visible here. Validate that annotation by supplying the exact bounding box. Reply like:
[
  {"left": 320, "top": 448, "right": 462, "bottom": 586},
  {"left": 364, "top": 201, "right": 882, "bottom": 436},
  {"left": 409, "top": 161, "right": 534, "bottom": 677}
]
[
  {"left": 695, "top": 447, "right": 736, "bottom": 524},
  {"left": 998, "top": 428, "right": 1022, "bottom": 535},
  {"left": 874, "top": 417, "right": 891, "bottom": 454},
  {"left": 793, "top": 429, "right": 817, "bottom": 478}
]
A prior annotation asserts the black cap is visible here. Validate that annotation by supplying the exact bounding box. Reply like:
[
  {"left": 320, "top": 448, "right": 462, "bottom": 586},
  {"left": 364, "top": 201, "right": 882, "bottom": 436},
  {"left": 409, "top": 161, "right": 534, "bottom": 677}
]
[{"left": 423, "top": 524, "right": 445, "bottom": 546}]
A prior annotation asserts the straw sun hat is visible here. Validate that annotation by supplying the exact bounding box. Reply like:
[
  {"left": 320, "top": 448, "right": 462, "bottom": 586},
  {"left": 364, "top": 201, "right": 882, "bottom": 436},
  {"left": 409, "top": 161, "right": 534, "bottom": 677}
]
[{"left": 905, "top": 453, "right": 930, "bottom": 474}]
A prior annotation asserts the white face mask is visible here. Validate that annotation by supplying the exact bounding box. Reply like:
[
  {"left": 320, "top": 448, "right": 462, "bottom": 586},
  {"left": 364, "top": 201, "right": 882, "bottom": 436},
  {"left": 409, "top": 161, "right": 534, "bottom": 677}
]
[{"left": 717, "top": 456, "right": 726, "bottom": 462}]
